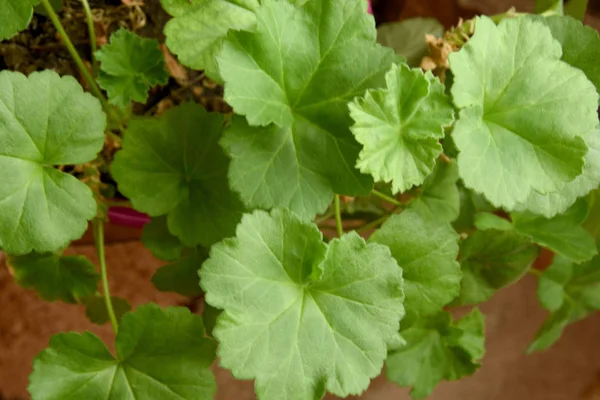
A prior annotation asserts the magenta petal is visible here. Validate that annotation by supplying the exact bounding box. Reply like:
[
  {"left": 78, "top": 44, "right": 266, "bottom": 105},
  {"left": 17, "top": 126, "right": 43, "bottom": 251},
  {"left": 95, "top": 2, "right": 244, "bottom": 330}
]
[
  {"left": 367, "top": 0, "right": 372, "bottom": 14},
  {"left": 107, "top": 207, "right": 150, "bottom": 228}
]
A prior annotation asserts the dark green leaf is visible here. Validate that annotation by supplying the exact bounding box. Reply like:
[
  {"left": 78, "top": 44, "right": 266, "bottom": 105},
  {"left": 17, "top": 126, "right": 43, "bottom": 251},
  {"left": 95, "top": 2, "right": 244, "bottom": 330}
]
[
  {"left": 141, "top": 216, "right": 184, "bottom": 261},
  {"left": 83, "top": 295, "right": 131, "bottom": 325}
]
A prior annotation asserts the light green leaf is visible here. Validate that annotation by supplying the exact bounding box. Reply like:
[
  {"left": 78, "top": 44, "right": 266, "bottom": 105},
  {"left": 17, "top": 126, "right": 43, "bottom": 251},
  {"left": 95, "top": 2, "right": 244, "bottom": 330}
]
[
  {"left": 29, "top": 304, "right": 217, "bottom": 399},
  {"left": 377, "top": 18, "right": 444, "bottom": 67},
  {"left": 349, "top": 64, "right": 454, "bottom": 194},
  {"left": 200, "top": 208, "right": 404, "bottom": 399},
  {"left": 535, "top": 0, "right": 564, "bottom": 14},
  {"left": 0, "top": 70, "right": 105, "bottom": 254},
  {"left": 512, "top": 199, "right": 597, "bottom": 263},
  {"left": 0, "top": 0, "right": 39, "bottom": 40},
  {"left": 449, "top": 16, "right": 598, "bottom": 209},
  {"left": 565, "top": 0, "right": 589, "bottom": 20},
  {"left": 8, "top": 253, "right": 98, "bottom": 304},
  {"left": 112, "top": 102, "right": 245, "bottom": 247},
  {"left": 410, "top": 161, "right": 460, "bottom": 222},
  {"left": 369, "top": 208, "right": 460, "bottom": 324},
  {"left": 530, "top": 255, "right": 600, "bottom": 351},
  {"left": 386, "top": 309, "right": 485, "bottom": 399},
  {"left": 474, "top": 212, "right": 513, "bottom": 231},
  {"left": 152, "top": 248, "right": 205, "bottom": 296},
  {"left": 96, "top": 28, "right": 168, "bottom": 107},
  {"left": 83, "top": 295, "right": 131, "bottom": 325},
  {"left": 218, "top": 0, "right": 396, "bottom": 219},
  {"left": 515, "top": 127, "right": 600, "bottom": 218},
  {"left": 453, "top": 229, "right": 539, "bottom": 306},
  {"left": 162, "top": 0, "right": 257, "bottom": 70},
  {"left": 141, "top": 216, "right": 184, "bottom": 261}
]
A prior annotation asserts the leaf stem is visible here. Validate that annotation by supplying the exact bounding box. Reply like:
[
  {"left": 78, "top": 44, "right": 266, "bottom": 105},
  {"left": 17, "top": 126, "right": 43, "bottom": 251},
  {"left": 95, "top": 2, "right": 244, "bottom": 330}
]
[
  {"left": 80, "top": 0, "right": 98, "bottom": 76},
  {"left": 334, "top": 195, "right": 344, "bottom": 237},
  {"left": 92, "top": 218, "right": 119, "bottom": 333},
  {"left": 40, "top": 0, "right": 120, "bottom": 124},
  {"left": 371, "top": 189, "right": 403, "bottom": 207}
]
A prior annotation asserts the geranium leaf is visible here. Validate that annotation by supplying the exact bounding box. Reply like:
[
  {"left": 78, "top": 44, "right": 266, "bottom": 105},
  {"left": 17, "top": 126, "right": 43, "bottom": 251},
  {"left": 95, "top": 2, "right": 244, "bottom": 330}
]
[
  {"left": 83, "top": 295, "right": 131, "bottom": 325},
  {"left": 535, "top": 0, "right": 563, "bottom": 14},
  {"left": 0, "top": 0, "right": 39, "bottom": 40},
  {"left": 529, "top": 255, "right": 600, "bottom": 352},
  {"left": 449, "top": 16, "right": 598, "bottom": 209},
  {"left": 96, "top": 28, "right": 168, "bottom": 107},
  {"left": 152, "top": 248, "right": 205, "bottom": 296},
  {"left": 111, "top": 102, "right": 245, "bottom": 247},
  {"left": 515, "top": 127, "right": 600, "bottom": 218},
  {"left": 218, "top": 0, "right": 396, "bottom": 218},
  {"left": 141, "top": 216, "right": 184, "bottom": 261},
  {"left": 377, "top": 18, "right": 444, "bottom": 67},
  {"left": 349, "top": 64, "right": 454, "bottom": 193},
  {"left": 512, "top": 199, "right": 598, "bottom": 263},
  {"left": 565, "top": 0, "right": 590, "bottom": 21},
  {"left": 453, "top": 229, "right": 539, "bottom": 306},
  {"left": 8, "top": 253, "right": 98, "bottom": 304},
  {"left": 474, "top": 212, "right": 514, "bottom": 231},
  {"left": 369, "top": 208, "right": 460, "bottom": 325},
  {"left": 161, "top": 0, "right": 258, "bottom": 71},
  {"left": 386, "top": 309, "right": 485, "bottom": 399},
  {"left": 29, "top": 304, "right": 217, "bottom": 399},
  {"left": 200, "top": 208, "right": 404, "bottom": 399},
  {"left": 410, "top": 161, "right": 460, "bottom": 222},
  {"left": 0, "top": 70, "right": 105, "bottom": 254}
]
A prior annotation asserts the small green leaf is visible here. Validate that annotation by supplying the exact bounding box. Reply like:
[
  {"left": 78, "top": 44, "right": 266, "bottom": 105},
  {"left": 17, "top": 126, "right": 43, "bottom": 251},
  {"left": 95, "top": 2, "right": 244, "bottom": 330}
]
[
  {"left": 474, "top": 212, "right": 513, "bottom": 231},
  {"left": 527, "top": 302, "right": 572, "bottom": 353},
  {"left": 141, "top": 216, "right": 184, "bottom": 261},
  {"left": 377, "top": 18, "right": 444, "bottom": 67},
  {"left": 410, "top": 161, "right": 460, "bottom": 222},
  {"left": 386, "top": 309, "right": 485, "bottom": 399},
  {"left": 8, "top": 253, "right": 98, "bottom": 304},
  {"left": 96, "top": 28, "right": 168, "bottom": 107},
  {"left": 112, "top": 102, "right": 245, "bottom": 247},
  {"left": 369, "top": 208, "right": 460, "bottom": 324},
  {"left": 0, "top": 70, "right": 105, "bottom": 254},
  {"left": 349, "top": 64, "right": 454, "bottom": 194},
  {"left": 0, "top": 0, "right": 39, "bottom": 41},
  {"left": 565, "top": 0, "right": 589, "bottom": 20},
  {"left": 453, "top": 229, "right": 539, "bottom": 306},
  {"left": 202, "top": 302, "right": 220, "bottom": 338},
  {"left": 162, "top": 0, "right": 258, "bottom": 71},
  {"left": 29, "top": 304, "right": 217, "bottom": 399},
  {"left": 535, "top": 0, "right": 564, "bottom": 14},
  {"left": 152, "top": 248, "right": 205, "bottom": 296},
  {"left": 512, "top": 199, "right": 597, "bottom": 263},
  {"left": 452, "top": 185, "right": 495, "bottom": 233},
  {"left": 83, "top": 295, "right": 131, "bottom": 325},
  {"left": 200, "top": 208, "right": 404, "bottom": 399},
  {"left": 449, "top": 16, "right": 598, "bottom": 210}
]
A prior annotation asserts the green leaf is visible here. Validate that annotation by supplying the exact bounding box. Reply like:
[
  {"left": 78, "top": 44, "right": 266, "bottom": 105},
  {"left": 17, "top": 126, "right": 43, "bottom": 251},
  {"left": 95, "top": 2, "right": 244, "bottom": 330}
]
[
  {"left": 349, "top": 64, "right": 454, "bottom": 194},
  {"left": 162, "top": 0, "right": 257, "bottom": 71},
  {"left": 386, "top": 309, "right": 485, "bottom": 399},
  {"left": 535, "top": 0, "right": 564, "bottom": 14},
  {"left": 512, "top": 199, "right": 597, "bottom": 263},
  {"left": 34, "top": 0, "right": 63, "bottom": 17},
  {"left": 410, "top": 161, "right": 460, "bottom": 222},
  {"left": 202, "top": 302, "right": 220, "bottom": 338},
  {"left": 453, "top": 229, "right": 539, "bottom": 306},
  {"left": 96, "top": 28, "right": 168, "bottom": 107},
  {"left": 541, "top": 16, "right": 600, "bottom": 93},
  {"left": 218, "top": 0, "right": 396, "bottom": 219},
  {"left": 452, "top": 185, "right": 495, "bottom": 233},
  {"left": 377, "top": 18, "right": 444, "bottom": 67},
  {"left": 473, "top": 212, "right": 514, "bottom": 231},
  {"left": 83, "top": 295, "right": 131, "bottom": 325},
  {"left": 200, "top": 208, "right": 404, "bottom": 399},
  {"left": 448, "top": 16, "right": 598, "bottom": 210},
  {"left": 112, "top": 102, "right": 245, "bottom": 247},
  {"left": 8, "top": 253, "right": 98, "bottom": 304},
  {"left": 152, "top": 248, "right": 205, "bottom": 296},
  {"left": 141, "top": 216, "right": 184, "bottom": 261},
  {"left": 529, "top": 255, "right": 600, "bottom": 351},
  {"left": 0, "top": 70, "right": 105, "bottom": 254},
  {"left": 369, "top": 208, "right": 460, "bottom": 324},
  {"left": 565, "top": 0, "right": 589, "bottom": 20},
  {"left": 29, "top": 304, "right": 217, "bottom": 399},
  {"left": 0, "top": 0, "right": 38, "bottom": 41},
  {"left": 515, "top": 127, "right": 600, "bottom": 218}
]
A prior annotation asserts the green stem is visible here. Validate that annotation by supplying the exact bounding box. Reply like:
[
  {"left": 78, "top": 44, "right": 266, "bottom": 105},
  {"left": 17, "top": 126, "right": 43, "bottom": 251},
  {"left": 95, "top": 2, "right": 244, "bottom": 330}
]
[
  {"left": 371, "top": 189, "right": 403, "bottom": 207},
  {"left": 92, "top": 219, "right": 119, "bottom": 333},
  {"left": 334, "top": 195, "right": 344, "bottom": 237},
  {"left": 356, "top": 207, "right": 403, "bottom": 234},
  {"left": 40, "top": 0, "right": 120, "bottom": 125},
  {"left": 80, "top": 0, "right": 98, "bottom": 76}
]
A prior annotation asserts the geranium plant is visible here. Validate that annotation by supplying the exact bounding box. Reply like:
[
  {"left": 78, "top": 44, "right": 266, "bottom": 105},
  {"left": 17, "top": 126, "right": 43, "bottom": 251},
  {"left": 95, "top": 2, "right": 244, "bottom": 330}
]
[{"left": 1, "top": 0, "right": 599, "bottom": 398}]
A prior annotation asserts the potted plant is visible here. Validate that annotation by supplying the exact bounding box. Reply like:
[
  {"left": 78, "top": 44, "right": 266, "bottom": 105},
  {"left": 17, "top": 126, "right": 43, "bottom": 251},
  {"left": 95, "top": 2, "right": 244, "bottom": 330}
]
[{"left": 1, "top": 0, "right": 599, "bottom": 399}]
